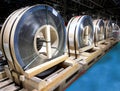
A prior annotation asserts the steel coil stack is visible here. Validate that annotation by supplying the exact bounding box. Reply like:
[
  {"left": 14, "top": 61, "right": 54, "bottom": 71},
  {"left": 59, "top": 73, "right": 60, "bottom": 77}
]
[
  {"left": 105, "top": 20, "right": 113, "bottom": 38},
  {"left": 66, "top": 15, "right": 94, "bottom": 57},
  {"left": 112, "top": 23, "right": 120, "bottom": 39},
  {"left": 112, "top": 23, "right": 120, "bottom": 31},
  {"left": 0, "top": 5, "right": 66, "bottom": 76},
  {"left": 93, "top": 19, "right": 105, "bottom": 45}
]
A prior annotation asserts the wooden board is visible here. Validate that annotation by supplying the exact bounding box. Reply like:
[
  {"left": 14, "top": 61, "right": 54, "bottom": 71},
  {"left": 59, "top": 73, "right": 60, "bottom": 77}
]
[
  {"left": 22, "top": 60, "right": 81, "bottom": 91},
  {"left": 78, "top": 48, "right": 102, "bottom": 69},
  {"left": 0, "top": 78, "right": 24, "bottom": 91},
  {"left": 79, "top": 45, "right": 94, "bottom": 52},
  {"left": 25, "top": 54, "right": 68, "bottom": 78},
  {"left": 107, "top": 38, "right": 118, "bottom": 45},
  {"left": 41, "top": 62, "right": 80, "bottom": 91},
  {"left": 97, "top": 42, "right": 111, "bottom": 51}
]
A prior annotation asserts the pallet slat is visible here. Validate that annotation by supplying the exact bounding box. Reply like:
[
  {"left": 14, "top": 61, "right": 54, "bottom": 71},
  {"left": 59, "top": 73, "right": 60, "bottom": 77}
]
[{"left": 0, "top": 84, "right": 19, "bottom": 91}]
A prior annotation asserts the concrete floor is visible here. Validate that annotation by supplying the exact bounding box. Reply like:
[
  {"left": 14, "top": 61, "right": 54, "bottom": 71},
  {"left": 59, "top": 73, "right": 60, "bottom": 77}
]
[{"left": 66, "top": 42, "right": 120, "bottom": 91}]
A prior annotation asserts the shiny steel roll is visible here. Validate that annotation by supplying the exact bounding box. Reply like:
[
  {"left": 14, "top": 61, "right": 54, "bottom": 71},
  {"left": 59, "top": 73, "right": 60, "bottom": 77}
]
[
  {"left": 93, "top": 19, "right": 105, "bottom": 42},
  {"left": 0, "top": 4, "right": 66, "bottom": 73},
  {"left": 66, "top": 15, "right": 94, "bottom": 50},
  {"left": 105, "top": 20, "right": 112, "bottom": 38},
  {"left": 112, "top": 23, "right": 120, "bottom": 39},
  {"left": 112, "top": 23, "right": 119, "bottom": 31}
]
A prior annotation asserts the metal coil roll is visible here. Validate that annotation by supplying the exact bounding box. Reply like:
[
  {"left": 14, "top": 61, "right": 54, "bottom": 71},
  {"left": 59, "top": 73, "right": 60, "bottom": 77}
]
[
  {"left": 105, "top": 20, "right": 113, "bottom": 38},
  {"left": 112, "top": 23, "right": 119, "bottom": 31},
  {"left": 112, "top": 23, "right": 120, "bottom": 39},
  {"left": 0, "top": 5, "right": 66, "bottom": 74},
  {"left": 66, "top": 15, "right": 94, "bottom": 50},
  {"left": 93, "top": 19, "right": 105, "bottom": 42}
]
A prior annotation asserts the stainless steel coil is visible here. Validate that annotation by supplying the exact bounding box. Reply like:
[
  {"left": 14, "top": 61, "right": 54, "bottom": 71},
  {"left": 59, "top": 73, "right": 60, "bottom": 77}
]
[
  {"left": 105, "top": 20, "right": 112, "bottom": 38},
  {"left": 112, "top": 23, "right": 119, "bottom": 31},
  {"left": 66, "top": 15, "right": 94, "bottom": 50},
  {"left": 93, "top": 19, "right": 105, "bottom": 42},
  {"left": 112, "top": 23, "right": 120, "bottom": 39},
  {"left": 0, "top": 5, "right": 66, "bottom": 73}
]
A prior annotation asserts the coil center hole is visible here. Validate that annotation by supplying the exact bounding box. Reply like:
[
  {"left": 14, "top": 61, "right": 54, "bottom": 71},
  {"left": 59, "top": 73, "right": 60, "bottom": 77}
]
[
  {"left": 34, "top": 25, "right": 59, "bottom": 59},
  {"left": 82, "top": 26, "right": 92, "bottom": 46}
]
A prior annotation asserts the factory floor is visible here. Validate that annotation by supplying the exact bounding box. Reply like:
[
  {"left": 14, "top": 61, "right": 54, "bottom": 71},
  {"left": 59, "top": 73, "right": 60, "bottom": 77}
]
[{"left": 66, "top": 42, "right": 120, "bottom": 91}]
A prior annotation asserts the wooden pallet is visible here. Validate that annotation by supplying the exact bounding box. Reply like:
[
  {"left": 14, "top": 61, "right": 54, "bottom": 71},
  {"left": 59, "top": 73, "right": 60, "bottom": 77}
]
[
  {"left": 0, "top": 39, "right": 118, "bottom": 91},
  {"left": 0, "top": 77, "right": 22, "bottom": 91},
  {"left": 106, "top": 37, "right": 118, "bottom": 45},
  {"left": 96, "top": 39, "right": 112, "bottom": 52},
  {"left": 2, "top": 57, "right": 81, "bottom": 91},
  {"left": 24, "top": 60, "right": 81, "bottom": 91},
  {"left": 76, "top": 47, "right": 103, "bottom": 69}
]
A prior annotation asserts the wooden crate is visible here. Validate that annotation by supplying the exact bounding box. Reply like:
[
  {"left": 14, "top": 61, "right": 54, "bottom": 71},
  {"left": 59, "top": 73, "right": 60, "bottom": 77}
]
[
  {"left": 2, "top": 56, "right": 82, "bottom": 91},
  {"left": 22, "top": 59, "right": 81, "bottom": 91}
]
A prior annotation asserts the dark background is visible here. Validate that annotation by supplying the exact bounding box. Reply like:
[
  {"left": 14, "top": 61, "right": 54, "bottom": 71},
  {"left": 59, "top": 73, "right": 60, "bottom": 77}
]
[{"left": 0, "top": 0, "right": 120, "bottom": 26}]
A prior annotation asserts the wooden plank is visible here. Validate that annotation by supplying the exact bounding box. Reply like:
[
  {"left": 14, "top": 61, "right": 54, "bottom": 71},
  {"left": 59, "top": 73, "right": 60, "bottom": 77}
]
[
  {"left": 45, "top": 25, "right": 52, "bottom": 59},
  {"left": 0, "top": 79, "right": 13, "bottom": 88},
  {"left": 0, "top": 83, "right": 19, "bottom": 91},
  {"left": 23, "top": 61, "right": 79, "bottom": 91},
  {"left": 0, "top": 77, "right": 9, "bottom": 82},
  {"left": 108, "top": 38, "right": 118, "bottom": 45},
  {"left": 79, "top": 45, "right": 94, "bottom": 52},
  {"left": 78, "top": 49, "right": 102, "bottom": 70},
  {"left": 23, "top": 77, "right": 47, "bottom": 91},
  {"left": 41, "top": 62, "right": 80, "bottom": 91},
  {"left": 85, "top": 49, "right": 102, "bottom": 64},
  {"left": 97, "top": 40, "right": 106, "bottom": 44},
  {"left": 25, "top": 54, "right": 68, "bottom": 78},
  {"left": 44, "top": 68, "right": 64, "bottom": 81},
  {"left": 97, "top": 41, "right": 111, "bottom": 51}
]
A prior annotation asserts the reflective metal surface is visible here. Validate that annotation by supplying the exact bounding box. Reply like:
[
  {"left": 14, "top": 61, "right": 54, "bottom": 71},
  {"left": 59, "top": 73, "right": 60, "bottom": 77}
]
[
  {"left": 93, "top": 19, "right": 105, "bottom": 42},
  {"left": 112, "top": 23, "right": 119, "bottom": 31},
  {"left": 66, "top": 15, "right": 94, "bottom": 50},
  {"left": 105, "top": 20, "right": 113, "bottom": 38},
  {"left": 1, "top": 5, "right": 66, "bottom": 71},
  {"left": 112, "top": 23, "right": 120, "bottom": 39}
]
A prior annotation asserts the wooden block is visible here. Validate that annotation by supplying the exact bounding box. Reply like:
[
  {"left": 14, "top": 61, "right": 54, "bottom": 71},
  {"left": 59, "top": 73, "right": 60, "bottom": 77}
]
[
  {"left": 23, "top": 77, "right": 47, "bottom": 90},
  {"left": 64, "top": 57, "right": 77, "bottom": 66},
  {"left": 25, "top": 54, "right": 68, "bottom": 78}
]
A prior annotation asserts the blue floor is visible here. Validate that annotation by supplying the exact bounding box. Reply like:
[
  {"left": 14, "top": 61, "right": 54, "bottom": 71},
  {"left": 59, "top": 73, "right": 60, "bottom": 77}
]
[{"left": 66, "top": 42, "right": 120, "bottom": 91}]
